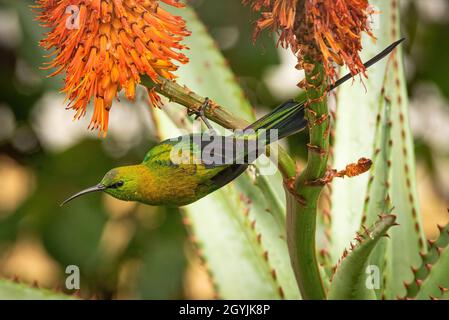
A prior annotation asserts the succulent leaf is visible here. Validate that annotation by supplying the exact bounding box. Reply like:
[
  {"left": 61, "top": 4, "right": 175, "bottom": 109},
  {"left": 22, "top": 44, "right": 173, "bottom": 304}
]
[
  {"left": 0, "top": 279, "right": 75, "bottom": 300},
  {"left": 405, "top": 223, "right": 449, "bottom": 299},
  {"left": 361, "top": 95, "right": 392, "bottom": 299},
  {"left": 328, "top": 215, "right": 397, "bottom": 300}
]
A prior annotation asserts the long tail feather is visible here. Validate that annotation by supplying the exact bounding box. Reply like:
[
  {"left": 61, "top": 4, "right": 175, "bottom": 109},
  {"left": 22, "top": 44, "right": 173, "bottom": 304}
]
[
  {"left": 245, "top": 38, "right": 405, "bottom": 141},
  {"left": 247, "top": 100, "right": 307, "bottom": 141}
]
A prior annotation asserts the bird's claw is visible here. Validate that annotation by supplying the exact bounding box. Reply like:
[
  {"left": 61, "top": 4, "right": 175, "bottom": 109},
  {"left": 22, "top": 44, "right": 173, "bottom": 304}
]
[{"left": 189, "top": 97, "right": 215, "bottom": 131}]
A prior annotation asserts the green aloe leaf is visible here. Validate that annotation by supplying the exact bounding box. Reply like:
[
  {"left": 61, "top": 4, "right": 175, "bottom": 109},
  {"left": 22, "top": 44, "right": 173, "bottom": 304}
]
[
  {"left": 415, "top": 244, "right": 449, "bottom": 300},
  {"left": 406, "top": 223, "right": 449, "bottom": 300},
  {"left": 0, "top": 280, "right": 75, "bottom": 300},
  {"left": 360, "top": 80, "right": 393, "bottom": 299},
  {"left": 149, "top": 5, "right": 299, "bottom": 299},
  {"left": 328, "top": 215, "right": 397, "bottom": 300},
  {"left": 329, "top": 0, "right": 426, "bottom": 299}
]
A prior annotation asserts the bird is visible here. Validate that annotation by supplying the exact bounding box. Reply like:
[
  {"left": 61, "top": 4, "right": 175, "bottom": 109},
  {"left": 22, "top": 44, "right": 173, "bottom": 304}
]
[{"left": 61, "top": 39, "right": 404, "bottom": 207}]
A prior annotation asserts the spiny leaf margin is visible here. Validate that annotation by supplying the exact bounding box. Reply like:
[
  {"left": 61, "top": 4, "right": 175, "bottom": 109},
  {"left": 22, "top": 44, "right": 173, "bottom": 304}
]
[{"left": 328, "top": 214, "right": 397, "bottom": 300}]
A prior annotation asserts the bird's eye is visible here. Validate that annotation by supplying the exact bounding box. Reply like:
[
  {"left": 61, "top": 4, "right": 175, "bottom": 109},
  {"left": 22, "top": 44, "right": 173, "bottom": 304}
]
[
  {"left": 109, "top": 180, "right": 124, "bottom": 189},
  {"left": 116, "top": 181, "right": 124, "bottom": 187}
]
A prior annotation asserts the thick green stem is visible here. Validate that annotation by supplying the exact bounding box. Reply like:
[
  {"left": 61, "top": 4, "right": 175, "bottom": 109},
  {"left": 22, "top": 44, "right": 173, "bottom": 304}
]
[
  {"left": 286, "top": 60, "right": 329, "bottom": 300},
  {"left": 143, "top": 76, "right": 297, "bottom": 179}
]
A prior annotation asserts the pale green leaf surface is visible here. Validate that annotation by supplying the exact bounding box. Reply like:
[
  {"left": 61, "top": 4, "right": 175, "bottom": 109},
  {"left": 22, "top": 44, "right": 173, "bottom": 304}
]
[
  {"left": 0, "top": 280, "right": 75, "bottom": 300},
  {"left": 362, "top": 87, "right": 392, "bottom": 299}
]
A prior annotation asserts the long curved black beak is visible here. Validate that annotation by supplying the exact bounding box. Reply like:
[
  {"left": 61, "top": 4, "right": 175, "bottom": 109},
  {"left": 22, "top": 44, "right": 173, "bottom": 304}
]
[{"left": 60, "top": 184, "right": 106, "bottom": 207}]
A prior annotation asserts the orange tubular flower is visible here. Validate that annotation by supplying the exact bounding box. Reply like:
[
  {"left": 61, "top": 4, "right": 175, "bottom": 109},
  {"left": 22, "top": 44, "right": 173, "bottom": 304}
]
[
  {"left": 245, "top": 0, "right": 375, "bottom": 83},
  {"left": 35, "top": 0, "right": 190, "bottom": 136}
]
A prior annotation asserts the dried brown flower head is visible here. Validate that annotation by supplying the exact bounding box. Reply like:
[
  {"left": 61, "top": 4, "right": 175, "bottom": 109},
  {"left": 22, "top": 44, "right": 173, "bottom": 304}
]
[{"left": 245, "top": 0, "right": 375, "bottom": 83}]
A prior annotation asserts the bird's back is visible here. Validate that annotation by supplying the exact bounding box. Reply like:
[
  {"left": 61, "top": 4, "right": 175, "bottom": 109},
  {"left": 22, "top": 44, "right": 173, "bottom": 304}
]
[{"left": 141, "top": 134, "right": 246, "bottom": 206}]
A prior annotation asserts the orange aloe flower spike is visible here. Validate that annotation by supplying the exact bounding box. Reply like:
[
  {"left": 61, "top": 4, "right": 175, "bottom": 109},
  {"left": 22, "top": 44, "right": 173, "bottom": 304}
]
[{"left": 35, "top": 0, "right": 190, "bottom": 136}]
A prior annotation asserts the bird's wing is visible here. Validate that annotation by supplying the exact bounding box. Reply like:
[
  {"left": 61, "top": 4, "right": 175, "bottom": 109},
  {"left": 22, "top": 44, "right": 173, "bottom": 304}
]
[
  {"left": 143, "top": 134, "right": 249, "bottom": 193},
  {"left": 144, "top": 134, "right": 242, "bottom": 168}
]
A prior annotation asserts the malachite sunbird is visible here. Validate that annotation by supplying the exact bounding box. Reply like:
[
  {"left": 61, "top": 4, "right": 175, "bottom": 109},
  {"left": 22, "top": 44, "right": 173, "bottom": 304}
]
[{"left": 62, "top": 39, "right": 404, "bottom": 207}]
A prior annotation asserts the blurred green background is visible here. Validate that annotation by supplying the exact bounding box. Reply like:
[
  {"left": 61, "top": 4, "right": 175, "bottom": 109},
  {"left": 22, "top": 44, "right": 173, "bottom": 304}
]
[{"left": 0, "top": 0, "right": 448, "bottom": 299}]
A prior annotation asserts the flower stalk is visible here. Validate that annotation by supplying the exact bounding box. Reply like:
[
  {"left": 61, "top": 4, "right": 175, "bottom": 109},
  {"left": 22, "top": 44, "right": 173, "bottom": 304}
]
[{"left": 285, "top": 59, "right": 328, "bottom": 300}]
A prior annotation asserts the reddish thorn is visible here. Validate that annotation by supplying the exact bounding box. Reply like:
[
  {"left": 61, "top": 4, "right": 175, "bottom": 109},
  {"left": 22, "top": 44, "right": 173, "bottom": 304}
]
[
  {"left": 263, "top": 251, "right": 269, "bottom": 261},
  {"left": 251, "top": 220, "right": 256, "bottom": 229},
  {"left": 73, "top": 290, "right": 81, "bottom": 297},
  {"left": 278, "top": 287, "right": 285, "bottom": 299}
]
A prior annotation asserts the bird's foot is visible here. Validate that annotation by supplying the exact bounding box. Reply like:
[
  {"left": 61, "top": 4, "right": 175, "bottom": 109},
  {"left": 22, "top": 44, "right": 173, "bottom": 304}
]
[{"left": 188, "top": 98, "right": 215, "bottom": 132}]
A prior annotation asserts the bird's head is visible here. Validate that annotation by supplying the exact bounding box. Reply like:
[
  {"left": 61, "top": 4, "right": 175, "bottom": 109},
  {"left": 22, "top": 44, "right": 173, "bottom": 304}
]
[{"left": 61, "top": 165, "right": 144, "bottom": 206}]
